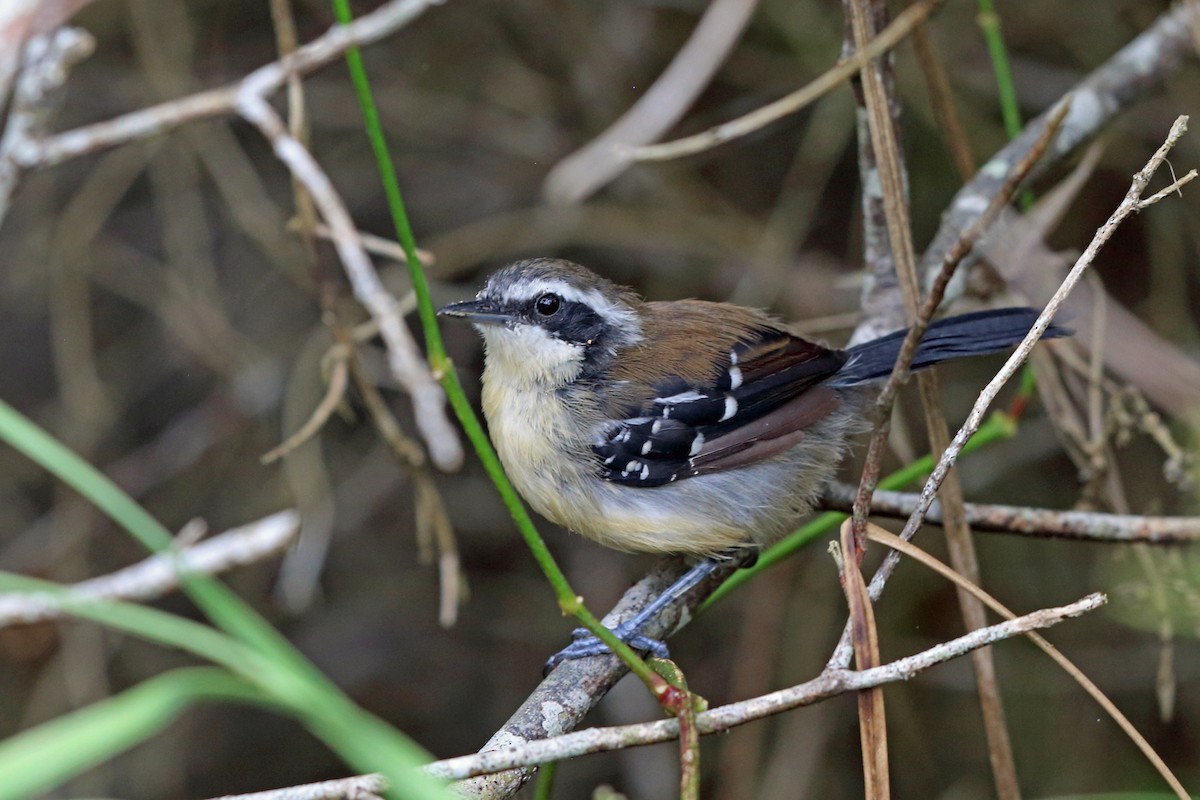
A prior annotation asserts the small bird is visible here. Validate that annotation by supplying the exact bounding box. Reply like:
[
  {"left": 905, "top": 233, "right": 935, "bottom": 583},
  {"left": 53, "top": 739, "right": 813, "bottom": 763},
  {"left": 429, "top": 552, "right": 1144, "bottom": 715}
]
[{"left": 439, "top": 258, "right": 1064, "bottom": 662}]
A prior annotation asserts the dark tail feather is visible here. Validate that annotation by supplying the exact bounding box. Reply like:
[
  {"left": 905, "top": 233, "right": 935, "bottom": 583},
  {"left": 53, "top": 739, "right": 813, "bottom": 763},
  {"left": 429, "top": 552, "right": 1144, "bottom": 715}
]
[{"left": 829, "top": 307, "right": 1070, "bottom": 387}]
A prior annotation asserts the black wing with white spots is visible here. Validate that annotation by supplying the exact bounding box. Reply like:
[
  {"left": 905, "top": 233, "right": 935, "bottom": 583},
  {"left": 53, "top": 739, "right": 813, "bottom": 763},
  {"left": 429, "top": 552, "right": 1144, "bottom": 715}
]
[{"left": 593, "top": 331, "right": 848, "bottom": 487}]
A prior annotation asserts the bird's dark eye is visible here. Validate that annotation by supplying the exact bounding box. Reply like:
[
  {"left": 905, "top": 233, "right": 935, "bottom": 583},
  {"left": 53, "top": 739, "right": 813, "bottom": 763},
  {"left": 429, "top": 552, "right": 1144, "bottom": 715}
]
[{"left": 534, "top": 293, "right": 562, "bottom": 316}]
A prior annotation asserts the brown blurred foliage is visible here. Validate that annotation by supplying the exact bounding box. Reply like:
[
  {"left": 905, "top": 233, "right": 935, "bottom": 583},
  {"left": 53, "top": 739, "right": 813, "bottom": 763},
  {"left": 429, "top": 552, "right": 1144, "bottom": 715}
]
[{"left": 1, "top": 0, "right": 1198, "bottom": 798}]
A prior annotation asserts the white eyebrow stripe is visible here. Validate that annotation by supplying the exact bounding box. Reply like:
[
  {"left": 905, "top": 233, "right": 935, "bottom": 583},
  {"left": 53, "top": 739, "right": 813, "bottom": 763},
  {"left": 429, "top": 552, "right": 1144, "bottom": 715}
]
[{"left": 498, "top": 278, "right": 644, "bottom": 341}]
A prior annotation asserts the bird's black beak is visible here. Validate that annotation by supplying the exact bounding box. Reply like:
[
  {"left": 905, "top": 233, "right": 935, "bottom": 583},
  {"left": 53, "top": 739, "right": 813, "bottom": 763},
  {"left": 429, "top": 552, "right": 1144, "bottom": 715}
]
[{"left": 437, "top": 298, "right": 516, "bottom": 325}]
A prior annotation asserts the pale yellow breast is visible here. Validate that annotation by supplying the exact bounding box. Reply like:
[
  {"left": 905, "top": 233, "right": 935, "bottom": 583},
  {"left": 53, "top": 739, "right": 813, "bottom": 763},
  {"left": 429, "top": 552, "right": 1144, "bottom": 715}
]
[{"left": 480, "top": 368, "right": 589, "bottom": 530}]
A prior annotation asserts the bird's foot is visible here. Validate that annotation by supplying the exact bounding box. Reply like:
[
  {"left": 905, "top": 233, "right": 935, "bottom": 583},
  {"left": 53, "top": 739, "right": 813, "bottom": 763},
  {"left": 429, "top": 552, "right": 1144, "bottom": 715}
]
[{"left": 543, "top": 619, "right": 670, "bottom": 674}]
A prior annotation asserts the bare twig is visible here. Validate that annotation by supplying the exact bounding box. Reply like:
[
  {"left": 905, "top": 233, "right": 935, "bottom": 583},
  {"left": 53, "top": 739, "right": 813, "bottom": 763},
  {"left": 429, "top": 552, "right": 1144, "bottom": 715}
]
[
  {"left": 981, "top": 152, "right": 1200, "bottom": 419},
  {"left": 837, "top": 521, "right": 890, "bottom": 799},
  {"left": 844, "top": 104, "right": 1066, "bottom": 800},
  {"left": 235, "top": 92, "right": 462, "bottom": 472},
  {"left": 306, "top": 221, "right": 435, "bottom": 268},
  {"left": 849, "top": 103, "right": 1067, "bottom": 542},
  {"left": 626, "top": 0, "right": 943, "bottom": 163},
  {"left": 894, "top": 116, "right": 1193, "bottom": 548},
  {"left": 435, "top": 593, "right": 1103, "bottom": 781},
  {"left": 8, "top": 0, "right": 445, "bottom": 171},
  {"left": 865, "top": 523, "right": 1188, "bottom": 800},
  {"left": 542, "top": 0, "right": 760, "bottom": 204},
  {"left": 260, "top": 345, "right": 351, "bottom": 465},
  {"left": 916, "top": 2, "right": 1199, "bottom": 300},
  {"left": 0, "top": 27, "right": 94, "bottom": 222},
  {"left": 0, "top": 0, "right": 95, "bottom": 111},
  {"left": 0, "top": 0, "right": 462, "bottom": 472},
  {"left": 823, "top": 114, "right": 1195, "bottom": 677},
  {"left": 822, "top": 483, "right": 1200, "bottom": 543},
  {"left": 0, "top": 511, "right": 300, "bottom": 626},
  {"left": 346, "top": 353, "right": 465, "bottom": 628},
  {"left": 208, "top": 774, "right": 387, "bottom": 800},
  {"left": 825, "top": 118, "right": 1196, "bottom": 681},
  {"left": 909, "top": 20, "right": 974, "bottom": 181},
  {"left": 202, "top": 592, "right": 1102, "bottom": 800}
]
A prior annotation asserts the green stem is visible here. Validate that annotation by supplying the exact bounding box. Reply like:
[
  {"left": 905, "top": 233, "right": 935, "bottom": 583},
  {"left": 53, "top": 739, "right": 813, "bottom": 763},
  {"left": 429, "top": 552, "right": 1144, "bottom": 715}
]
[
  {"left": 976, "top": 0, "right": 1022, "bottom": 140},
  {"left": 977, "top": 0, "right": 1036, "bottom": 211},
  {"left": 532, "top": 760, "right": 557, "bottom": 800},
  {"left": 329, "top": 0, "right": 665, "bottom": 693}
]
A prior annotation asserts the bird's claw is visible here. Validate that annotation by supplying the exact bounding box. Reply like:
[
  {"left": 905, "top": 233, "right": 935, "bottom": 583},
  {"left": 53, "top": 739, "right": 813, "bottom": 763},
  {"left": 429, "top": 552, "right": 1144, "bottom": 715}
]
[{"left": 543, "top": 623, "right": 670, "bottom": 674}]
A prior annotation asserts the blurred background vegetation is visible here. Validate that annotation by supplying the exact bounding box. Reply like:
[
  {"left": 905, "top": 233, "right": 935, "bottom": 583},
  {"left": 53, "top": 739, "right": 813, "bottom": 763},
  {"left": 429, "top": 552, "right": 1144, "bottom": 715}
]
[{"left": 0, "top": 0, "right": 1198, "bottom": 797}]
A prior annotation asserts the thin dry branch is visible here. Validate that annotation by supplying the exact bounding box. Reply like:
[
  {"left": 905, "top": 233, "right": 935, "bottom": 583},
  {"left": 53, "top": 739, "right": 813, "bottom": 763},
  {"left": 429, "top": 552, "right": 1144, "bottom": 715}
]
[
  {"left": 894, "top": 116, "right": 1193, "bottom": 548},
  {"left": 209, "top": 774, "right": 387, "bottom": 800},
  {"left": 837, "top": 520, "right": 890, "bottom": 799},
  {"left": 865, "top": 523, "right": 1188, "bottom": 800},
  {"left": 0, "top": 0, "right": 463, "bottom": 472},
  {"left": 260, "top": 345, "right": 351, "bottom": 465},
  {"left": 626, "top": 0, "right": 943, "bottom": 163},
  {"left": 542, "top": 0, "right": 760, "bottom": 203},
  {"left": 235, "top": 92, "right": 462, "bottom": 472},
  {"left": 438, "top": 593, "right": 1100, "bottom": 779},
  {"left": 822, "top": 114, "right": 1194, "bottom": 681},
  {"left": 6, "top": 0, "right": 444, "bottom": 171},
  {"left": 916, "top": 1, "right": 1199, "bottom": 297},
  {"left": 843, "top": 0, "right": 1022, "bottom": 788},
  {"left": 0, "top": 27, "right": 94, "bottom": 221},
  {"left": 432, "top": 594, "right": 1099, "bottom": 782},
  {"left": 847, "top": 100, "right": 1065, "bottom": 800},
  {"left": 201, "top": 592, "right": 1102, "bottom": 800},
  {"left": 849, "top": 102, "right": 1066, "bottom": 541},
  {"left": 825, "top": 118, "right": 1195, "bottom": 681},
  {"left": 823, "top": 483, "right": 1200, "bottom": 543},
  {"left": 0, "top": 511, "right": 299, "bottom": 626}
]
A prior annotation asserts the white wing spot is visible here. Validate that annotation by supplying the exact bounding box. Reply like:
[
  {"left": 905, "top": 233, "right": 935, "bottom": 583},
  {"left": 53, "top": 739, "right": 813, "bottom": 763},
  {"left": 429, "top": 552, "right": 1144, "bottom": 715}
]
[
  {"left": 641, "top": 440, "right": 652, "bottom": 455},
  {"left": 720, "top": 395, "right": 738, "bottom": 422},
  {"left": 640, "top": 464, "right": 650, "bottom": 481},
  {"left": 657, "top": 390, "right": 706, "bottom": 405},
  {"left": 651, "top": 419, "right": 662, "bottom": 434},
  {"left": 689, "top": 432, "right": 705, "bottom": 456},
  {"left": 728, "top": 365, "right": 743, "bottom": 390}
]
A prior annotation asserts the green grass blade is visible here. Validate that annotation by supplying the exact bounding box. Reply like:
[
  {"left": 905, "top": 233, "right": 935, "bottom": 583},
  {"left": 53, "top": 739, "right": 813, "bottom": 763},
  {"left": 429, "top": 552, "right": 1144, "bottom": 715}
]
[
  {"left": 0, "top": 403, "right": 455, "bottom": 798},
  {"left": 0, "top": 572, "right": 452, "bottom": 798},
  {"left": 0, "top": 668, "right": 270, "bottom": 800}
]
